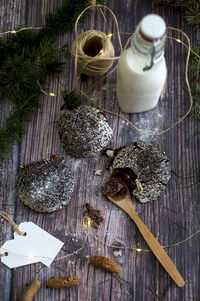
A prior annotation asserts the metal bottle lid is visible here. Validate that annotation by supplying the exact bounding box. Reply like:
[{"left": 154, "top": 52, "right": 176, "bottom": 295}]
[
  {"left": 131, "top": 14, "right": 166, "bottom": 71},
  {"left": 140, "top": 14, "right": 166, "bottom": 41}
]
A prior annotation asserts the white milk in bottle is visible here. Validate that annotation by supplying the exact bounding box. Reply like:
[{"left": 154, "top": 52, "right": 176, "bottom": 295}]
[{"left": 116, "top": 14, "right": 167, "bottom": 113}]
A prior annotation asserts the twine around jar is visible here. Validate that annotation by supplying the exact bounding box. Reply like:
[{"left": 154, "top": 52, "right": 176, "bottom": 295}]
[
  {"left": 70, "top": 30, "right": 115, "bottom": 77},
  {"left": 71, "top": 4, "right": 122, "bottom": 86}
]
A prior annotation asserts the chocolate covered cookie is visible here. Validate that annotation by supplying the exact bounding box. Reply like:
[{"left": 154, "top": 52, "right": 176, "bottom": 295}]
[
  {"left": 18, "top": 156, "right": 75, "bottom": 212},
  {"left": 57, "top": 105, "right": 113, "bottom": 158},
  {"left": 110, "top": 141, "right": 171, "bottom": 203}
]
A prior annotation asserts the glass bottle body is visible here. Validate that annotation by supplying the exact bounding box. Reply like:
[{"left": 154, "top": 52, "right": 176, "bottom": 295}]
[
  {"left": 116, "top": 47, "right": 167, "bottom": 113},
  {"left": 116, "top": 14, "right": 167, "bottom": 114}
]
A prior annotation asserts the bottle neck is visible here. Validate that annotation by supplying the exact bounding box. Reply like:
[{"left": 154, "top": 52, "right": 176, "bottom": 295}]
[{"left": 131, "top": 25, "right": 166, "bottom": 71}]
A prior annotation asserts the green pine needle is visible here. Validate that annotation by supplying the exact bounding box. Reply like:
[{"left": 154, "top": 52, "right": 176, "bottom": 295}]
[
  {"left": 152, "top": 0, "right": 200, "bottom": 25},
  {"left": 189, "top": 45, "right": 200, "bottom": 120},
  {"left": 61, "top": 90, "right": 82, "bottom": 110},
  {"left": 43, "top": 0, "right": 89, "bottom": 38},
  {"left": 0, "top": 0, "right": 91, "bottom": 162}
]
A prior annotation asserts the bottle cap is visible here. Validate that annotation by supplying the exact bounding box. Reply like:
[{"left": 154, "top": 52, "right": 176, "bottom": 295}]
[
  {"left": 131, "top": 14, "right": 166, "bottom": 70},
  {"left": 140, "top": 14, "right": 166, "bottom": 42}
]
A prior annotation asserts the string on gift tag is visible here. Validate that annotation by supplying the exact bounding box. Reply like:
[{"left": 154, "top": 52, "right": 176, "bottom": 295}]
[
  {"left": 0, "top": 211, "right": 25, "bottom": 236},
  {"left": 0, "top": 211, "right": 26, "bottom": 257},
  {"left": 0, "top": 211, "right": 199, "bottom": 268},
  {"left": 0, "top": 212, "right": 88, "bottom": 264},
  {"left": 0, "top": 219, "right": 64, "bottom": 265}
]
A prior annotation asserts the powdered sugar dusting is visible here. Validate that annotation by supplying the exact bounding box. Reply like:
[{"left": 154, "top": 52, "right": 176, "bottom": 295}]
[
  {"left": 58, "top": 105, "right": 113, "bottom": 158},
  {"left": 131, "top": 110, "right": 164, "bottom": 142},
  {"left": 18, "top": 157, "right": 75, "bottom": 213}
]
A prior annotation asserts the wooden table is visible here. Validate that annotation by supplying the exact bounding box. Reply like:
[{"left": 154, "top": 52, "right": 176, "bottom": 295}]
[{"left": 0, "top": 1, "right": 199, "bottom": 300}]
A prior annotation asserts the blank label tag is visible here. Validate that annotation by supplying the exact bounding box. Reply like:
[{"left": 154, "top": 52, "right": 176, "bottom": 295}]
[{"left": 0, "top": 222, "right": 64, "bottom": 268}]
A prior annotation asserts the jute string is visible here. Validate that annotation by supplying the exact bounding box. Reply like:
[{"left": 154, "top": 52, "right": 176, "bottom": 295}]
[
  {"left": 0, "top": 211, "right": 25, "bottom": 257},
  {"left": 70, "top": 30, "right": 116, "bottom": 77},
  {"left": 73, "top": 4, "right": 122, "bottom": 88},
  {"left": 72, "top": 4, "right": 193, "bottom": 136}
]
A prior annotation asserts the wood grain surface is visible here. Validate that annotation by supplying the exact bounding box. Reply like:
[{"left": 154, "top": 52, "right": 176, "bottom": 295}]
[{"left": 0, "top": 0, "right": 199, "bottom": 300}]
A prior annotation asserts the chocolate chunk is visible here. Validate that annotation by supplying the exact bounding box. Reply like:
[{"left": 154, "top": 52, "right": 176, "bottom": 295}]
[
  {"left": 111, "top": 168, "right": 137, "bottom": 191},
  {"left": 101, "top": 177, "right": 127, "bottom": 197},
  {"left": 110, "top": 141, "right": 171, "bottom": 203},
  {"left": 84, "top": 203, "right": 103, "bottom": 227}
]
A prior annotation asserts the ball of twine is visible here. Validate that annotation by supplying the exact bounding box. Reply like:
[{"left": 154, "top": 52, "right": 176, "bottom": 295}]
[{"left": 70, "top": 30, "right": 115, "bottom": 77}]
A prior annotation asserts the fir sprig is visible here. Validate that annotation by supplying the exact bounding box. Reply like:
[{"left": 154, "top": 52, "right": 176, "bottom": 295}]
[
  {"left": 0, "top": 36, "right": 61, "bottom": 160},
  {"left": 43, "top": 0, "right": 89, "bottom": 38},
  {"left": 0, "top": 0, "right": 90, "bottom": 162},
  {"left": 190, "top": 45, "right": 200, "bottom": 119},
  {"left": 61, "top": 90, "right": 82, "bottom": 110},
  {"left": 152, "top": 0, "right": 200, "bottom": 25}
]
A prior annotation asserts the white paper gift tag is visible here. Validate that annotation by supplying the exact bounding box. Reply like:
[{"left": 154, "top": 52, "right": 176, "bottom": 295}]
[{"left": 0, "top": 222, "right": 64, "bottom": 269}]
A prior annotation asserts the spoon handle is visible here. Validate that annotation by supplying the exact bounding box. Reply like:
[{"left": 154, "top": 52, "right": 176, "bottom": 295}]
[{"left": 125, "top": 202, "right": 185, "bottom": 287}]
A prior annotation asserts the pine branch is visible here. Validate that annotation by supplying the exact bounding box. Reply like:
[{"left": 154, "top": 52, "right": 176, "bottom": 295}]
[
  {"left": 184, "top": 4, "right": 200, "bottom": 25},
  {"left": 152, "top": 0, "right": 200, "bottom": 25},
  {"left": 0, "top": 0, "right": 91, "bottom": 162},
  {"left": 61, "top": 90, "right": 82, "bottom": 110},
  {"left": 43, "top": 0, "right": 89, "bottom": 39},
  {"left": 190, "top": 45, "right": 200, "bottom": 119}
]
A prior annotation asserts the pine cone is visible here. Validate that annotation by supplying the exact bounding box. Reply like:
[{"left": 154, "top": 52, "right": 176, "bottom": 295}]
[
  {"left": 22, "top": 280, "right": 41, "bottom": 301},
  {"left": 48, "top": 276, "right": 79, "bottom": 288},
  {"left": 88, "top": 255, "right": 120, "bottom": 273}
]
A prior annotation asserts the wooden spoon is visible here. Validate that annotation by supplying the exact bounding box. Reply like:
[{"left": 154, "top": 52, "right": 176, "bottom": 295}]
[{"left": 104, "top": 177, "right": 185, "bottom": 287}]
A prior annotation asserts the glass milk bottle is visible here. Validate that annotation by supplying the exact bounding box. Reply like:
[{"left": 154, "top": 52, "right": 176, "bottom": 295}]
[{"left": 116, "top": 14, "right": 167, "bottom": 113}]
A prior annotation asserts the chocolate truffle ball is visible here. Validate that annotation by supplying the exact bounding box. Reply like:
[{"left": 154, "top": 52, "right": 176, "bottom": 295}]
[
  {"left": 57, "top": 105, "right": 113, "bottom": 158},
  {"left": 110, "top": 141, "right": 171, "bottom": 203},
  {"left": 18, "top": 156, "right": 75, "bottom": 213}
]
